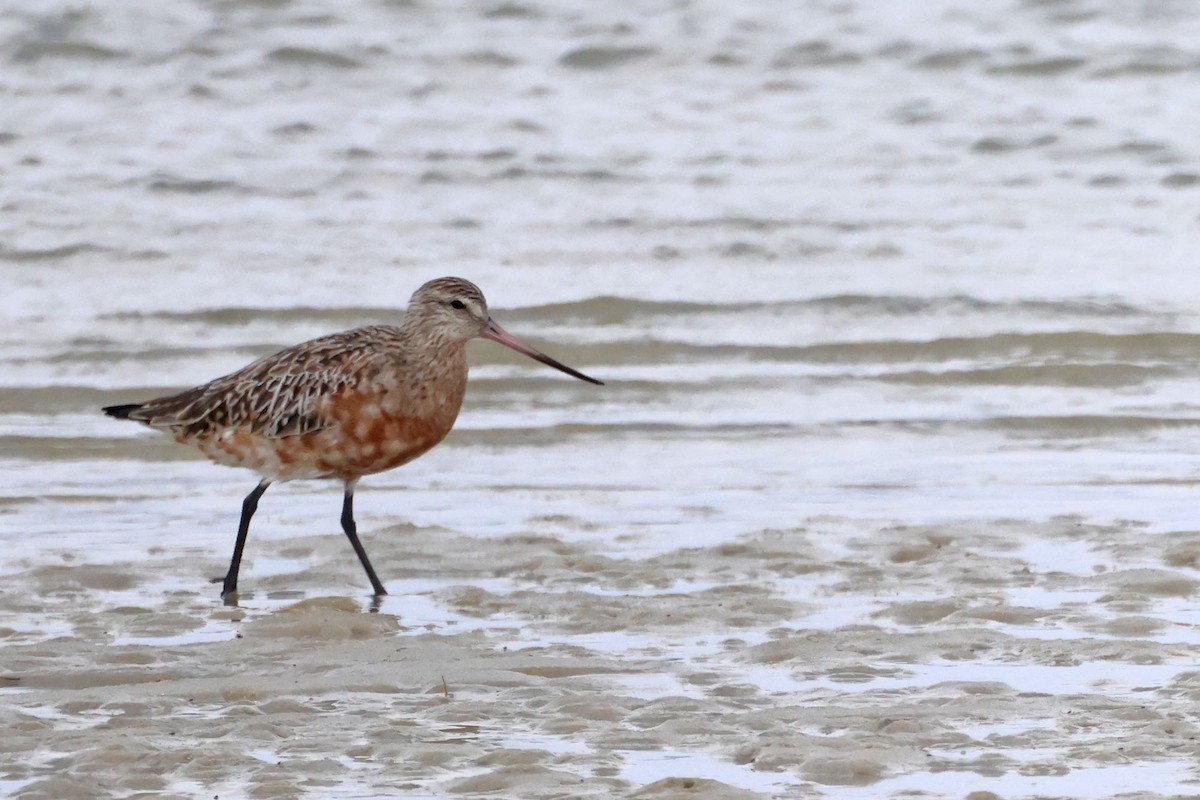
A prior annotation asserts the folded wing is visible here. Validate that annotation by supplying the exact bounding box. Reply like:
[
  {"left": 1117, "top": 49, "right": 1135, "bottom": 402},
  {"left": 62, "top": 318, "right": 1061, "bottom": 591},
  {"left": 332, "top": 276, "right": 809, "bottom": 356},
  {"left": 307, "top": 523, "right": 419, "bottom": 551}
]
[{"left": 111, "top": 326, "right": 398, "bottom": 439}]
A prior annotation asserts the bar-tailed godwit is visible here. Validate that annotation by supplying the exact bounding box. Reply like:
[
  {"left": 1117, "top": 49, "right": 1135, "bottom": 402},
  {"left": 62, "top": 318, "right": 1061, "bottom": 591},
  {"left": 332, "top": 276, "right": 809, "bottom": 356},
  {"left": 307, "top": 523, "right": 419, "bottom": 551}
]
[{"left": 104, "top": 277, "right": 602, "bottom": 599}]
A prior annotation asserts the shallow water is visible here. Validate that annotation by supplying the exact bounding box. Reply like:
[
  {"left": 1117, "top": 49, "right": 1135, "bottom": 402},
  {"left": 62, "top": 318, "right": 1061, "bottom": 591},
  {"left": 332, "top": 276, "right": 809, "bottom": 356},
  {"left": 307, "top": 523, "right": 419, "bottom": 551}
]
[{"left": 4, "top": 0, "right": 1200, "bottom": 798}]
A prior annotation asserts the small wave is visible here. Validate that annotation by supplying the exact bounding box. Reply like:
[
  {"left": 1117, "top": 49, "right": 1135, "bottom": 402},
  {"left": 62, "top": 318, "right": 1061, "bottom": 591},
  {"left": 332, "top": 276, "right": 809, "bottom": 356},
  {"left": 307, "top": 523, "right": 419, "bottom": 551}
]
[
  {"left": 587, "top": 215, "right": 815, "bottom": 231},
  {"left": 452, "top": 421, "right": 797, "bottom": 447},
  {"left": 142, "top": 172, "right": 315, "bottom": 198},
  {"left": 796, "top": 331, "right": 1200, "bottom": 365},
  {"left": 0, "top": 242, "right": 103, "bottom": 262},
  {"left": 972, "top": 134, "right": 1058, "bottom": 153},
  {"left": 513, "top": 294, "right": 1152, "bottom": 323},
  {"left": 913, "top": 49, "right": 988, "bottom": 71},
  {"left": 1162, "top": 172, "right": 1200, "bottom": 188},
  {"left": 525, "top": 330, "right": 1200, "bottom": 369},
  {"left": 986, "top": 56, "right": 1085, "bottom": 77},
  {"left": 976, "top": 415, "right": 1200, "bottom": 438},
  {"left": 12, "top": 41, "right": 126, "bottom": 62},
  {"left": 37, "top": 344, "right": 274, "bottom": 366},
  {"left": 1089, "top": 47, "right": 1200, "bottom": 79},
  {"left": 0, "top": 386, "right": 121, "bottom": 414},
  {"left": 146, "top": 175, "right": 245, "bottom": 194},
  {"left": 266, "top": 46, "right": 363, "bottom": 69},
  {"left": 461, "top": 50, "right": 521, "bottom": 67},
  {"left": 98, "top": 298, "right": 1166, "bottom": 352},
  {"left": 880, "top": 363, "right": 1171, "bottom": 388},
  {"left": 483, "top": 3, "right": 541, "bottom": 19},
  {"left": 100, "top": 306, "right": 395, "bottom": 326},
  {"left": 0, "top": 434, "right": 185, "bottom": 462},
  {"left": 559, "top": 46, "right": 657, "bottom": 70},
  {"left": 771, "top": 40, "right": 861, "bottom": 69}
]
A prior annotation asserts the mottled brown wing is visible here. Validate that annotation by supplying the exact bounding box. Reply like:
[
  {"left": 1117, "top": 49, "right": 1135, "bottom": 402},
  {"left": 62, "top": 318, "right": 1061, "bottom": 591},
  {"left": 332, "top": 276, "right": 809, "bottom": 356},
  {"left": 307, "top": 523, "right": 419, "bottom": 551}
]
[{"left": 128, "top": 326, "right": 398, "bottom": 438}]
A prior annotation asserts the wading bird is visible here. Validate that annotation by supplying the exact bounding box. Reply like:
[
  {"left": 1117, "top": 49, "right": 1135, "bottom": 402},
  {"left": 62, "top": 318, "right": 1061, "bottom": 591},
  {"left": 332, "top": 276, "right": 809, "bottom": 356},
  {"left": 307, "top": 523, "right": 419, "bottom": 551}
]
[{"left": 104, "top": 277, "right": 602, "bottom": 599}]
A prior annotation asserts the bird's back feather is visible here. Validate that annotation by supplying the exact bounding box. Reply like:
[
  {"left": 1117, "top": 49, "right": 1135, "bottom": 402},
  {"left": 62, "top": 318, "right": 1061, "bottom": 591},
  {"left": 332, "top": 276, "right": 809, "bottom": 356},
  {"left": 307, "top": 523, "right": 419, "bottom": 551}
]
[{"left": 116, "top": 326, "right": 405, "bottom": 438}]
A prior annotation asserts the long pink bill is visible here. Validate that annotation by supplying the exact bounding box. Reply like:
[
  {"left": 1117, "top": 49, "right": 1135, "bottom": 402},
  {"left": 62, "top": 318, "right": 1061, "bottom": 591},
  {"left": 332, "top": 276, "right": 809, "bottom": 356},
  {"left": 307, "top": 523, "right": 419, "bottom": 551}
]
[{"left": 481, "top": 319, "right": 604, "bottom": 385}]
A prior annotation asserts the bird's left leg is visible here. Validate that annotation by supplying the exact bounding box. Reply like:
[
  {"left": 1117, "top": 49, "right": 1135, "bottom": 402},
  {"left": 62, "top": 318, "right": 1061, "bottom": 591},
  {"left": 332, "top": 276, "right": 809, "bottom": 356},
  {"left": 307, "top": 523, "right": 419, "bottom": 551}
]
[{"left": 340, "top": 479, "right": 387, "bottom": 596}]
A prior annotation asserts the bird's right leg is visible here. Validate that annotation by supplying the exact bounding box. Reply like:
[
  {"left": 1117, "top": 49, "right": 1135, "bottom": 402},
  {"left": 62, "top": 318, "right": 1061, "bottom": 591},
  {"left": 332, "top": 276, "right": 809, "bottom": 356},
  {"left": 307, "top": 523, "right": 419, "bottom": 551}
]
[{"left": 221, "top": 480, "right": 271, "bottom": 600}]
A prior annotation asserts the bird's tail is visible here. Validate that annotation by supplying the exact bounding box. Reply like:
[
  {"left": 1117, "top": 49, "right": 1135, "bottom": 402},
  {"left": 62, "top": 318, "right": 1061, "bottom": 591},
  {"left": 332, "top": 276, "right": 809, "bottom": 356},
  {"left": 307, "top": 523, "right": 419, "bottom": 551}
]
[{"left": 102, "top": 403, "right": 143, "bottom": 420}]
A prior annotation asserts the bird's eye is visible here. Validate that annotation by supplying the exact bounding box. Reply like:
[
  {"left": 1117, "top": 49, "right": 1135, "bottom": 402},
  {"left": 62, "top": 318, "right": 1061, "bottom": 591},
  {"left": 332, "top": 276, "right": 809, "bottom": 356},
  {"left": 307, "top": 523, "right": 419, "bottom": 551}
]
[{"left": 450, "top": 299, "right": 466, "bottom": 310}]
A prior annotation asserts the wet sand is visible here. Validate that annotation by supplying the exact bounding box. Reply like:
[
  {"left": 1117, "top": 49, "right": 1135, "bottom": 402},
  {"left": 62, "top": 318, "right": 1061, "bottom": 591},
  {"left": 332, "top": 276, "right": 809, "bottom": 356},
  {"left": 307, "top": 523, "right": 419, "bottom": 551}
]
[{"left": 4, "top": 514, "right": 1200, "bottom": 798}]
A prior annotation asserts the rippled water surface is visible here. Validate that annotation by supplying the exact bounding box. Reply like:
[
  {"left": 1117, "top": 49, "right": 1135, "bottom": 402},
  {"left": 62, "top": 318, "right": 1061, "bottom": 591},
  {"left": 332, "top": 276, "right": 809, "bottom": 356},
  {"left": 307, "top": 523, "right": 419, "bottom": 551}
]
[{"left": 4, "top": 1, "right": 1200, "bottom": 798}]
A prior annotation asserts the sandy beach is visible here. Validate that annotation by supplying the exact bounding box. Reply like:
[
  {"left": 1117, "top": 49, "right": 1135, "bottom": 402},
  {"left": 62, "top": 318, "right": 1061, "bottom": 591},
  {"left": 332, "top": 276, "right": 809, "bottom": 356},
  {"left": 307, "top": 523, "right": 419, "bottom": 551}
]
[
  {"left": 5, "top": 0, "right": 1200, "bottom": 797},
  {"left": 5, "top": 514, "right": 1200, "bottom": 797}
]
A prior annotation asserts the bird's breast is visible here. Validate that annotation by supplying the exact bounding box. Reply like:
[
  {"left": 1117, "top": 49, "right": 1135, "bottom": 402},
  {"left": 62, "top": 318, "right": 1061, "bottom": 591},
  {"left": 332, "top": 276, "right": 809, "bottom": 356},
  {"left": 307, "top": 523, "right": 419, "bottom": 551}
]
[{"left": 315, "top": 371, "right": 467, "bottom": 478}]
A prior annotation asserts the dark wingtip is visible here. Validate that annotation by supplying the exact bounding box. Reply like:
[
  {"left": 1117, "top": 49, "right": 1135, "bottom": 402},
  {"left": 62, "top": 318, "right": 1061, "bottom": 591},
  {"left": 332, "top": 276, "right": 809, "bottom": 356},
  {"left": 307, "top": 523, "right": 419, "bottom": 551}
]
[{"left": 102, "top": 403, "right": 142, "bottom": 420}]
